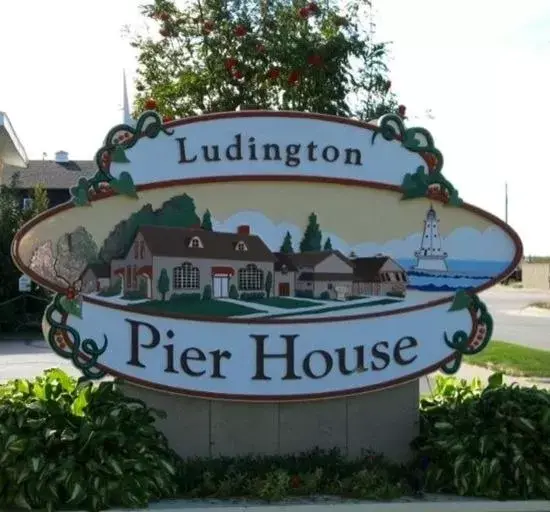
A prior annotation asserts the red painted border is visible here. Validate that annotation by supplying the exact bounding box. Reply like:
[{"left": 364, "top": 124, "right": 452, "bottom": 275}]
[{"left": 12, "top": 176, "right": 523, "bottom": 325}]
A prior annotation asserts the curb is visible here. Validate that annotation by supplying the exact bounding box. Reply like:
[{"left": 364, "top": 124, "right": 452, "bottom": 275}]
[{"left": 104, "top": 500, "right": 550, "bottom": 512}]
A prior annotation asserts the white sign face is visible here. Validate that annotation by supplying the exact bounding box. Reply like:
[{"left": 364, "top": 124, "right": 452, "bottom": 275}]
[
  {"left": 12, "top": 111, "right": 522, "bottom": 401},
  {"left": 18, "top": 274, "right": 31, "bottom": 292}
]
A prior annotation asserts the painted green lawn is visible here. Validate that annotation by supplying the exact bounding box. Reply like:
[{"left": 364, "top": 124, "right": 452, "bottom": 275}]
[
  {"left": 268, "top": 298, "right": 401, "bottom": 318},
  {"left": 468, "top": 341, "right": 550, "bottom": 378},
  {"left": 135, "top": 298, "right": 265, "bottom": 317},
  {"left": 246, "top": 297, "right": 325, "bottom": 309}
]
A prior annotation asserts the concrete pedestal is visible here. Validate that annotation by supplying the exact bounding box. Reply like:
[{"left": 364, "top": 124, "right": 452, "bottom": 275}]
[{"left": 120, "top": 380, "right": 419, "bottom": 464}]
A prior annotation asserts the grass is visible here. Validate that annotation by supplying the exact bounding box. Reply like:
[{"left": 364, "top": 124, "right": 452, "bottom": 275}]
[
  {"left": 468, "top": 340, "right": 550, "bottom": 378},
  {"left": 268, "top": 298, "right": 401, "bottom": 318},
  {"left": 134, "top": 297, "right": 265, "bottom": 317},
  {"left": 245, "top": 297, "right": 324, "bottom": 309}
]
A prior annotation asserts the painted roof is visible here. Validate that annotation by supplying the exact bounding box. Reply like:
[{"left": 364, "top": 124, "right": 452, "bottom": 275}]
[
  {"left": 353, "top": 256, "right": 404, "bottom": 281},
  {"left": 82, "top": 262, "right": 111, "bottom": 278},
  {"left": 287, "top": 250, "right": 351, "bottom": 268},
  {"left": 273, "top": 252, "right": 298, "bottom": 271},
  {"left": 136, "top": 225, "right": 276, "bottom": 262},
  {"left": 298, "top": 272, "right": 354, "bottom": 282},
  {"left": 2, "top": 160, "right": 96, "bottom": 189}
]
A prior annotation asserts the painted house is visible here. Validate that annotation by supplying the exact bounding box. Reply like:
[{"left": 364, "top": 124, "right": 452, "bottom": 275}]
[
  {"left": 110, "top": 224, "right": 276, "bottom": 300},
  {"left": 352, "top": 256, "right": 408, "bottom": 297},
  {"left": 273, "top": 252, "right": 298, "bottom": 297},
  {"left": 292, "top": 251, "right": 355, "bottom": 299},
  {"left": 80, "top": 263, "right": 111, "bottom": 293}
]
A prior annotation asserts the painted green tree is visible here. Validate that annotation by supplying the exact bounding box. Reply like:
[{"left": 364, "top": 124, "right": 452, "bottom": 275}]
[
  {"left": 265, "top": 271, "right": 273, "bottom": 298},
  {"left": 323, "top": 237, "right": 333, "bottom": 251},
  {"left": 131, "top": 0, "right": 397, "bottom": 119},
  {"left": 300, "top": 213, "right": 322, "bottom": 252},
  {"left": 201, "top": 209, "right": 213, "bottom": 231},
  {"left": 99, "top": 193, "right": 201, "bottom": 262},
  {"left": 280, "top": 231, "right": 294, "bottom": 253},
  {"left": 157, "top": 269, "right": 170, "bottom": 301}
]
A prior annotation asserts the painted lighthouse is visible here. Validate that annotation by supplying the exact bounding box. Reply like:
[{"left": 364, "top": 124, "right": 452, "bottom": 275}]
[{"left": 413, "top": 205, "right": 449, "bottom": 272}]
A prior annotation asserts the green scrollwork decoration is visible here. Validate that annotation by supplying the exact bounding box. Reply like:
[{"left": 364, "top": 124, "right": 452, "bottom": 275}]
[
  {"left": 71, "top": 111, "right": 174, "bottom": 206},
  {"left": 371, "top": 113, "right": 463, "bottom": 206},
  {"left": 44, "top": 293, "right": 108, "bottom": 379},
  {"left": 440, "top": 290, "right": 494, "bottom": 374}
]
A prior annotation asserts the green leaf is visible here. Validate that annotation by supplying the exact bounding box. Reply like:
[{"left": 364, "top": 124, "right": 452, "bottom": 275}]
[
  {"left": 71, "top": 386, "right": 91, "bottom": 417},
  {"left": 434, "top": 422, "right": 453, "bottom": 431},
  {"left": 512, "top": 417, "right": 537, "bottom": 436},
  {"left": 487, "top": 372, "right": 503, "bottom": 388},
  {"left": 67, "top": 482, "right": 87, "bottom": 504},
  {"left": 14, "top": 492, "right": 32, "bottom": 510},
  {"left": 112, "top": 145, "right": 130, "bottom": 163},
  {"left": 110, "top": 171, "right": 138, "bottom": 198},
  {"left": 448, "top": 289, "right": 472, "bottom": 312},
  {"left": 59, "top": 296, "right": 83, "bottom": 319}
]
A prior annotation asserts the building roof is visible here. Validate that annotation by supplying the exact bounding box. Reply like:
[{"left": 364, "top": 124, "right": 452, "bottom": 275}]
[
  {"left": 287, "top": 250, "right": 351, "bottom": 268},
  {"left": 353, "top": 256, "right": 401, "bottom": 281},
  {"left": 298, "top": 272, "right": 354, "bottom": 282},
  {"left": 1, "top": 160, "right": 96, "bottom": 189},
  {"left": 273, "top": 252, "right": 298, "bottom": 271},
  {"left": 0, "top": 112, "right": 28, "bottom": 167},
  {"left": 136, "top": 225, "right": 276, "bottom": 262}
]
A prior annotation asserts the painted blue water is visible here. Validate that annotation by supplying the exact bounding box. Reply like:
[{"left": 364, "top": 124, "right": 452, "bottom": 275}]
[{"left": 397, "top": 259, "right": 511, "bottom": 292}]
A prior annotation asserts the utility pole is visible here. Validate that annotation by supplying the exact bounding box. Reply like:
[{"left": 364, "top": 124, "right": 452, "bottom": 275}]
[{"left": 505, "top": 182, "right": 509, "bottom": 224}]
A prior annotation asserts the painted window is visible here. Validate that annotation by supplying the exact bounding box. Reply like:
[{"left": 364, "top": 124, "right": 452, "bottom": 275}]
[
  {"left": 189, "top": 236, "right": 203, "bottom": 249},
  {"left": 173, "top": 262, "right": 200, "bottom": 289},
  {"left": 238, "top": 264, "right": 264, "bottom": 291},
  {"left": 134, "top": 242, "right": 139, "bottom": 259},
  {"left": 235, "top": 241, "right": 248, "bottom": 251},
  {"left": 140, "top": 241, "right": 145, "bottom": 259}
]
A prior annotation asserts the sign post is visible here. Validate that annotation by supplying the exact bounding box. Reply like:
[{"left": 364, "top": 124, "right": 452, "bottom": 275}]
[{"left": 12, "top": 110, "right": 522, "bottom": 459}]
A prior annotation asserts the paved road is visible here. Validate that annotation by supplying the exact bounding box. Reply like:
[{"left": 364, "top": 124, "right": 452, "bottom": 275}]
[{"left": 480, "top": 286, "right": 550, "bottom": 351}]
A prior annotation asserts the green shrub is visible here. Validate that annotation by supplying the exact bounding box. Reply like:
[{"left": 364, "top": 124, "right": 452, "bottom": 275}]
[
  {"left": 0, "top": 369, "right": 180, "bottom": 512},
  {"left": 387, "top": 290, "right": 405, "bottom": 298},
  {"left": 98, "top": 278, "right": 122, "bottom": 297},
  {"left": 202, "top": 284, "right": 212, "bottom": 300},
  {"left": 228, "top": 284, "right": 239, "bottom": 299},
  {"left": 295, "top": 290, "right": 314, "bottom": 298},
  {"left": 319, "top": 291, "right": 331, "bottom": 300},
  {"left": 412, "top": 373, "right": 550, "bottom": 499}
]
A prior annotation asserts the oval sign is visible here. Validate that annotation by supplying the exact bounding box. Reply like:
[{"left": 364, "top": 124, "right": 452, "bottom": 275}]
[{"left": 12, "top": 111, "right": 522, "bottom": 401}]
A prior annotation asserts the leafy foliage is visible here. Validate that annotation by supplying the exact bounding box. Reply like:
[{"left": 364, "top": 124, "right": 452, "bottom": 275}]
[
  {"left": 0, "top": 369, "right": 180, "bottom": 512},
  {"left": 300, "top": 212, "right": 322, "bottom": 252},
  {"left": 412, "top": 373, "right": 550, "bottom": 499},
  {"left": 98, "top": 193, "right": 200, "bottom": 262},
  {"left": 131, "top": 0, "right": 397, "bottom": 118}
]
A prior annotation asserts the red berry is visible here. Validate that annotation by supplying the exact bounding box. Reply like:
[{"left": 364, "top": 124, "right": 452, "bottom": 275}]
[
  {"left": 225, "top": 57, "right": 238, "bottom": 70},
  {"left": 159, "top": 28, "right": 169, "bottom": 37},
  {"left": 234, "top": 24, "right": 247, "bottom": 37},
  {"left": 298, "top": 7, "right": 310, "bottom": 19},
  {"left": 163, "top": 115, "right": 173, "bottom": 122},
  {"left": 66, "top": 287, "right": 76, "bottom": 300},
  {"left": 267, "top": 67, "right": 280, "bottom": 80},
  {"left": 144, "top": 98, "right": 157, "bottom": 110},
  {"left": 203, "top": 20, "right": 214, "bottom": 33},
  {"left": 288, "top": 70, "right": 300, "bottom": 84},
  {"left": 307, "top": 2, "right": 319, "bottom": 13},
  {"left": 233, "top": 70, "right": 244, "bottom": 79},
  {"left": 398, "top": 104, "right": 406, "bottom": 117},
  {"left": 290, "top": 475, "right": 301, "bottom": 488},
  {"left": 256, "top": 43, "right": 266, "bottom": 53},
  {"left": 159, "top": 12, "right": 170, "bottom": 21},
  {"left": 307, "top": 54, "right": 323, "bottom": 67}
]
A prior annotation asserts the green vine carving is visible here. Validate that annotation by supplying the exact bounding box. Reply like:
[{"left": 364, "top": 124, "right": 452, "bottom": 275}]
[
  {"left": 401, "top": 166, "right": 463, "bottom": 206},
  {"left": 371, "top": 113, "right": 462, "bottom": 205},
  {"left": 440, "top": 290, "right": 494, "bottom": 375},
  {"left": 44, "top": 293, "right": 108, "bottom": 379},
  {"left": 70, "top": 111, "right": 173, "bottom": 206}
]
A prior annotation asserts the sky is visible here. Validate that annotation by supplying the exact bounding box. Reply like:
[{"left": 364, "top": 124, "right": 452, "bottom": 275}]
[{"left": 0, "top": 0, "right": 548, "bottom": 255}]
